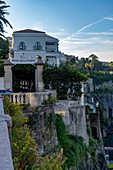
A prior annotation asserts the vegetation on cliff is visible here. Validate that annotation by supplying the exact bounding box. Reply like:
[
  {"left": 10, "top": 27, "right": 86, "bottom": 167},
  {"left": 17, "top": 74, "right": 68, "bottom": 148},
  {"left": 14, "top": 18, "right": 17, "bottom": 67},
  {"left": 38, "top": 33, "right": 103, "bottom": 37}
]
[
  {"left": 4, "top": 97, "right": 66, "bottom": 169},
  {"left": 55, "top": 114, "right": 100, "bottom": 169},
  {"left": 71, "top": 54, "right": 113, "bottom": 87},
  {"left": 4, "top": 97, "right": 37, "bottom": 169}
]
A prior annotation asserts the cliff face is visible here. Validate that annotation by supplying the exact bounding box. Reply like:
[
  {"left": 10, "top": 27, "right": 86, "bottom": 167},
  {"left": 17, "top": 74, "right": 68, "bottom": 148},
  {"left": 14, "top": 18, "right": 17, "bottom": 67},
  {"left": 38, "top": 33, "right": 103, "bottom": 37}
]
[
  {"left": 85, "top": 93, "right": 113, "bottom": 119},
  {"left": 54, "top": 100, "right": 88, "bottom": 145},
  {"left": 26, "top": 99, "right": 108, "bottom": 169},
  {"left": 54, "top": 100, "right": 108, "bottom": 170}
]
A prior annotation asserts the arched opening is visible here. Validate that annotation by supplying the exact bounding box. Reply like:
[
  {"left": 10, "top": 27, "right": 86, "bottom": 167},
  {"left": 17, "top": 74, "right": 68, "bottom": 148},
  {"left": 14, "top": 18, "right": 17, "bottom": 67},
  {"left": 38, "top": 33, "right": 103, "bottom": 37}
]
[
  {"left": 91, "top": 126, "right": 97, "bottom": 139},
  {"left": 34, "top": 42, "right": 42, "bottom": 50},
  {"left": 12, "top": 64, "right": 36, "bottom": 92},
  {"left": 19, "top": 41, "right": 25, "bottom": 50}
]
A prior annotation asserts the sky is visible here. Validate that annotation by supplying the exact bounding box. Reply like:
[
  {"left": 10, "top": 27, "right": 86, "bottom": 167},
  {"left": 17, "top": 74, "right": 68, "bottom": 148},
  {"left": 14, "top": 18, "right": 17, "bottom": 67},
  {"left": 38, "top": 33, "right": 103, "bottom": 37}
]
[{"left": 4, "top": 0, "right": 113, "bottom": 61}]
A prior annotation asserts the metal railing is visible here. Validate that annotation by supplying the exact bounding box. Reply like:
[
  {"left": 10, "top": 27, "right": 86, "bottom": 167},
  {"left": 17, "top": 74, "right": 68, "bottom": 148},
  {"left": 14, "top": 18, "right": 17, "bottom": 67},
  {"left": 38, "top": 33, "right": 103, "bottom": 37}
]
[
  {"left": 33, "top": 45, "right": 42, "bottom": 50},
  {"left": 17, "top": 46, "right": 27, "bottom": 50}
]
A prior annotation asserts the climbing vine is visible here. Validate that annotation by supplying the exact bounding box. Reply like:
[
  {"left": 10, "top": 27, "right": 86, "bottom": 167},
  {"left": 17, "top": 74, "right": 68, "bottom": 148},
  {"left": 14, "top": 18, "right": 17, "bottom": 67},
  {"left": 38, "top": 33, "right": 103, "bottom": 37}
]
[{"left": 55, "top": 114, "right": 88, "bottom": 169}]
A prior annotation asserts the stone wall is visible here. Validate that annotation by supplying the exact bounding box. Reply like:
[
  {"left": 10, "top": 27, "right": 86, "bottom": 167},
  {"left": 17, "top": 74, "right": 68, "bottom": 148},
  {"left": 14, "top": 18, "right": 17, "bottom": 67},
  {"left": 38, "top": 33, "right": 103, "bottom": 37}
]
[
  {"left": 29, "top": 105, "right": 58, "bottom": 154},
  {"left": 0, "top": 77, "right": 4, "bottom": 90}
]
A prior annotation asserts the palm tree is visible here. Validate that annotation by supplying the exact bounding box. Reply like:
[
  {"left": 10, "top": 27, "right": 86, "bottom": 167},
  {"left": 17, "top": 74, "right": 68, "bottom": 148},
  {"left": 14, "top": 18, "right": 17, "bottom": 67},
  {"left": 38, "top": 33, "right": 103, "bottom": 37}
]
[
  {"left": 0, "top": 0, "right": 12, "bottom": 37},
  {"left": 88, "top": 54, "right": 98, "bottom": 62}
]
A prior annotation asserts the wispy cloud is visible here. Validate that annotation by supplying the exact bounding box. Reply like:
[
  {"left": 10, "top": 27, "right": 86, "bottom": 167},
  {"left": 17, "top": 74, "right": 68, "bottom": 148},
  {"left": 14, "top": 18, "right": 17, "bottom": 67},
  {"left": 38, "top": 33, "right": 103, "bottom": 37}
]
[
  {"left": 33, "top": 22, "right": 44, "bottom": 31},
  {"left": 59, "top": 15, "right": 113, "bottom": 61},
  {"left": 104, "top": 17, "right": 113, "bottom": 21},
  {"left": 47, "top": 28, "right": 69, "bottom": 37},
  {"left": 63, "top": 14, "right": 113, "bottom": 41},
  {"left": 77, "top": 32, "right": 113, "bottom": 36},
  {"left": 76, "top": 19, "right": 104, "bottom": 33}
]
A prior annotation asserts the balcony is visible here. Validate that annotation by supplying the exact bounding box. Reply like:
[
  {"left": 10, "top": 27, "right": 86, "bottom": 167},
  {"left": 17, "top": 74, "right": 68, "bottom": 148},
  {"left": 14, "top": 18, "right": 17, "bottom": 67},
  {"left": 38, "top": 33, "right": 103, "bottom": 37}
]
[
  {"left": 17, "top": 46, "right": 27, "bottom": 50},
  {"left": 46, "top": 48, "right": 56, "bottom": 53},
  {"left": 33, "top": 45, "right": 42, "bottom": 50}
]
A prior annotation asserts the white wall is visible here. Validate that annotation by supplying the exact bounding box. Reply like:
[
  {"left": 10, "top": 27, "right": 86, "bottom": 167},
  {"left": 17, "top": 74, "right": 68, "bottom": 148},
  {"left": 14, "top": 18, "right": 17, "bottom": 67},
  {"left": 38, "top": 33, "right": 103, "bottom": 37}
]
[
  {"left": 12, "top": 32, "right": 60, "bottom": 65},
  {"left": 0, "top": 77, "right": 4, "bottom": 90}
]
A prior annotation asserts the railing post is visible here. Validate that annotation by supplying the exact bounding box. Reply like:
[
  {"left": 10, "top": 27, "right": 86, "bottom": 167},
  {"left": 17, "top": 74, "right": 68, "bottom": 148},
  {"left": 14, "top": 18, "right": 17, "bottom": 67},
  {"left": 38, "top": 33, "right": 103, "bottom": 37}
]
[
  {"left": 17, "top": 94, "right": 19, "bottom": 104},
  {"left": 21, "top": 95, "right": 23, "bottom": 104}
]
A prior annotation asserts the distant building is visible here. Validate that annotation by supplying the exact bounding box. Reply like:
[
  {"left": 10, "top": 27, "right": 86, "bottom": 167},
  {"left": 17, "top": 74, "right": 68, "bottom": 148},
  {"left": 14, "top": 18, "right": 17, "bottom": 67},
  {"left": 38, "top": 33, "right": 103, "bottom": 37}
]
[
  {"left": 102, "top": 62, "right": 109, "bottom": 67},
  {"left": 59, "top": 52, "right": 79, "bottom": 64},
  {"left": 10, "top": 29, "right": 60, "bottom": 66}
]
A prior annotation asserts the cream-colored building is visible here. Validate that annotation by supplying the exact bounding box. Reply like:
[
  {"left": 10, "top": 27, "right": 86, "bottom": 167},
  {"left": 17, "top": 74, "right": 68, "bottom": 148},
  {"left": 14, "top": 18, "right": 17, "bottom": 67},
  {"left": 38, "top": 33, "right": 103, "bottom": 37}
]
[
  {"left": 3, "top": 29, "right": 61, "bottom": 92},
  {"left": 10, "top": 29, "right": 60, "bottom": 66}
]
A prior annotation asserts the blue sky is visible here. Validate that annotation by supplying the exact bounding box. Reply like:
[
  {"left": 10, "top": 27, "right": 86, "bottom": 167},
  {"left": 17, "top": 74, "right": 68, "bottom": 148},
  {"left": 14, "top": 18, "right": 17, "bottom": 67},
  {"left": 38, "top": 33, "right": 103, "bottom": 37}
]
[{"left": 4, "top": 0, "right": 113, "bottom": 61}]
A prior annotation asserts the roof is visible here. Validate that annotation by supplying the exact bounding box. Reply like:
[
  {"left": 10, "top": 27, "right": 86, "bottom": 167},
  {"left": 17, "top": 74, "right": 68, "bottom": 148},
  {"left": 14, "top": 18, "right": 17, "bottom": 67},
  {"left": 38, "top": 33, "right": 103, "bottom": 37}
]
[{"left": 13, "top": 29, "right": 45, "bottom": 34}]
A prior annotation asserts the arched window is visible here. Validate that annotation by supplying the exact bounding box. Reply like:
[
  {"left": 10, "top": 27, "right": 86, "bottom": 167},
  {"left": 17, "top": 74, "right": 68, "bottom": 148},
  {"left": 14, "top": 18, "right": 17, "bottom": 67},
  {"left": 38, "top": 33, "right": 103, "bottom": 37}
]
[
  {"left": 19, "top": 42, "right": 25, "bottom": 50},
  {"left": 34, "top": 42, "right": 42, "bottom": 50}
]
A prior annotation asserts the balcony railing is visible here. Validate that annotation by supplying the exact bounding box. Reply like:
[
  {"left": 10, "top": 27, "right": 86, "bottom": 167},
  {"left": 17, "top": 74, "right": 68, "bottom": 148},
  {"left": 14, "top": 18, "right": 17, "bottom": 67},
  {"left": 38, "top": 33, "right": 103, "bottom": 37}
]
[
  {"left": 17, "top": 46, "right": 27, "bottom": 50},
  {"left": 46, "top": 48, "right": 56, "bottom": 52},
  {"left": 33, "top": 45, "right": 42, "bottom": 50}
]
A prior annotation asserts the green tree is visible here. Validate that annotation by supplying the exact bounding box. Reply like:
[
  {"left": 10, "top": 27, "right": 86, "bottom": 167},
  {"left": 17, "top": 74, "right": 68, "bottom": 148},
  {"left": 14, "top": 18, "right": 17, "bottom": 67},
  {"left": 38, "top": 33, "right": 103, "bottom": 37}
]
[
  {"left": 0, "top": 37, "right": 9, "bottom": 58},
  {"left": 36, "top": 149, "right": 66, "bottom": 170},
  {"left": 4, "top": 97, "right": 37, "bottom": 169},
  {"left": 88, "top": 54, "right": 99, "bottom": 62},
  {"left": 43, "top": 63, "right": 87, "bottom": 100},
  {"left": 109, "top": 61, "right": 113, "bottom": 70},
  {"left": 0, "top": 0, "right": 12, "bottom": 37}
]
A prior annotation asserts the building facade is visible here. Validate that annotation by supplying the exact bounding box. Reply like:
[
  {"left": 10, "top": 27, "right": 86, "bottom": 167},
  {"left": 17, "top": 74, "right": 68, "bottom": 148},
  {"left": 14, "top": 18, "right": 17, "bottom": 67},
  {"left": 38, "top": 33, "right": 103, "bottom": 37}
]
[{"left": 10, "top": 29, "right": 60, "bottom": 66}]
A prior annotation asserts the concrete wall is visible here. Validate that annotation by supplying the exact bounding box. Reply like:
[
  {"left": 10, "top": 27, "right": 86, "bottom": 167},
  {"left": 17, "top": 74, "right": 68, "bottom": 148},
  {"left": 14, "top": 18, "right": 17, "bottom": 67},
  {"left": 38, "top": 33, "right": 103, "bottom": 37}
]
[
  {"left": 4, "top": 62, "right": 12, "bottom": 91},
  {"left": 0, "top": 77, "right": 4, "bottom": 90},
  {"left": 0, "top": 97, "right": 14, "bottom": 169}
]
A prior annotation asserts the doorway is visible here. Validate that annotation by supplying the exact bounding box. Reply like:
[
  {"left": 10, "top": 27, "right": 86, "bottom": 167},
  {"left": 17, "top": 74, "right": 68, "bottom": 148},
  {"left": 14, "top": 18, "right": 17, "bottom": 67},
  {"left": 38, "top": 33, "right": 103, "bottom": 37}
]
[{"left": 12, "top": 64, "right": 36, "bottom": 92}]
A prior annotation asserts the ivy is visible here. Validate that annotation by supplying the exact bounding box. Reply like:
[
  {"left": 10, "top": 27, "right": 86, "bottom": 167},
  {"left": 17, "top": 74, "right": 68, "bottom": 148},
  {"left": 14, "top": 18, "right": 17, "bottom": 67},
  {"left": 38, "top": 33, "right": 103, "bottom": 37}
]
[{"left": 55, "top": 114, "right": 88, "bottom": 169}]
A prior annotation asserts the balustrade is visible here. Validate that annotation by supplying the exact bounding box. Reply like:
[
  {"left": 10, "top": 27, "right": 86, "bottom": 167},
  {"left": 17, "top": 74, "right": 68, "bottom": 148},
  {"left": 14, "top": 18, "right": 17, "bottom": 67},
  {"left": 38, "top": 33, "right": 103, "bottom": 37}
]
[
  {"left": 2, "top": 91, "right": 55, "bottom": 106},
  {"left": 9, "top": 93, "right": 29, "bottom": 104}
]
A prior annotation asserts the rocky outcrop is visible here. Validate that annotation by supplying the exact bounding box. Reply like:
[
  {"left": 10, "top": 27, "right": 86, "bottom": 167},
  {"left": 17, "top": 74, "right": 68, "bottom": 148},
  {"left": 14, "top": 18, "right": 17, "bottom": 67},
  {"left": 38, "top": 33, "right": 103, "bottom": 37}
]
[
  {"left": 84, "top": 78, "right": 94, "bottom": 93},
  {"left": 85, "top": 93, "right": 113, "bottom": 118},
  {"left": 54, "top": 100, "right": 88, "bottom": 145}
]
